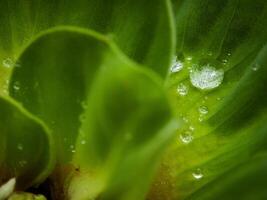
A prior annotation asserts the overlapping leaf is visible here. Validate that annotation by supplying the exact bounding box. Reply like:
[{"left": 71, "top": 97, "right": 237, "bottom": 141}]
[
  {"left": 0, "top": 96, "right": 55, "bottom": 189},
  {"left": 9, "top": 28, "right": 178, "bottom": 199}
]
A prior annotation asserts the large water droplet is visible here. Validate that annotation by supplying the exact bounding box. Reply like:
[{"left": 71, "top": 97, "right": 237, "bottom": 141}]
[
  {"left": 179, "top": 131, "right": 193, "bottom": 144},
  {"left": 17, "top": 143, "right": 23, "bottom": 151},
  {"left": 170, "top": 57, "right": 183, "bottom": 73},
  {"left": 198, "top": 105, "right": 209, "bottom": 115},
  {"left": 190, "top": 64, "right": 224, "bottom": 90},
  {"left": 192, "top": 168, "right": 203, "bottom": 180},
  {"left": 177, "top": 83, "right": 188, "bottom": 96}
]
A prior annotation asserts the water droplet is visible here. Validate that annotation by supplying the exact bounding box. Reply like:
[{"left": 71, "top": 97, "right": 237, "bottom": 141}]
[
  {"left": 192, "top": 168, "right": 203, "bottom": 180},
  {"left": 217, "top": 97, "right": 221, "bottom": 101},
  {"left": 170, "top": 57, "right": 183, "bottom": 73},
  {"left": 186, "top": 56, "right": 192, "bottom": 61},
  {"left": 190, "top": 64, "right": 224, "bottom": 90},
  {"left": 19, "top": 160, "right": 27, "bottom": 167},
  {"left": 189, "top": 126, "right": 195, "bottom": 131},
  {"left": 222, "top": 59, "right": 228, "bottom": 65},
  {"left": 81, "top": 101, "right": 88, "bottom": 109},
  {"left": 81, "top": 140, "right": 87, "bottom": 145},
  {"left": 252, "top": 63, "right": 260, "bottom": 71},
  {"left": 198, "top": 106, "right": 209, "bottom": 115},
  {"left": 182, "top": 117, "right": 189, "bottom": 123},
  {"left": 70, "top": 145, "right": 76, "bottom": 153},
  {"left": 3, "top": 58, "right": 14, "bottom": 68},
  {"left": 13, "top": 81, "right": 20, "bottom": 91},
  {"left": 207, "top": 51, "right": 213, "bottom": 56},
  {"left": 179, "top": 131, "right": 193, "bottom": 144},
  {"left": 177, "top": 83, "right": 188, "bottom": 96},
  {"left": 227, "top": 53, "right": 231, "bottom": 56},
  {"left": 17, "top": 144, "right": 23, "bottom": 151}
]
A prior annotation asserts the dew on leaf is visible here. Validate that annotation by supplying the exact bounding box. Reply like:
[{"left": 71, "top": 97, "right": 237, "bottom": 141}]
[
  {"left": 186, "top": 56, "right": 192, "bottom": 61},
  {"left": 13, "top": 81, "right": 21, "bottom": 91},
  {"left": 252, "top": 63, "right": 260, "bottom": 71},
  {"left": 198, "top": 105, "right": 209, "bottom": 115},
  {"left": 170, "top": 56, "right": 183, "bottom": 73},
  {"left": 81, "top": 140, "right": 87, "bottom": 145},
  {"left": 2, "top": 58, "right": 14, "bottom": 68},
  {"left": 19, "top": 160, "right": 27, "bottom": 167},
  {"left": 177, "top": 83, "right": 188, "bottom": 96},
  {"left": 190, "top": 64, "right": 224, "bottom": 90},
  {"left": 179, "top": 131, "right": 193, "bottom": 144},
  {"left": 192, "top": 168, "right": 203, "bottom": 180},
  {"left": 17, "top": 143, "right": 23, "bottom": 151}
]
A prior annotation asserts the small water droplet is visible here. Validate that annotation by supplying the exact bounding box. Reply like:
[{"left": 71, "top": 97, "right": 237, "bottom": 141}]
[
  {"left": 198, "top": 106, "right": 209, "bottom": 115},
  {"left": 81, "top": 140, "right": 87, "bottom": 145},
  {"left": 190, "top": 64, "right": 224, "bottom": 90},
  {"left": 192, "top": 168, "right": 203, "bottom": 180},
  {"left": 70, "top": 145, "right": 76, "bottom": 153},
  {"left": 217, "top": 97, "right": 221, "bottom": 101},
  {"left": 222, "top": 59, "right": 228, "bottom": 65},
  {"left": 198, "top": 117, "right": 203, "bottom": 122},
  {"left": 252, "top": 63, "right": 260, "bottom": 71},
  {"left": 17, "top": 144, "right": 23, "bottom": 151},
  {"left": 189, "top": 126, "right": 195, "bottom": 131},
  {"left": 13, "top": 81, "right": 20, "bottom": 91},
  {"left": 182, "top": 116, "right": 189, "bottom": 123},
  {"left": 186, "top": 56, "right": 192, "bottom": 61},
  {"left": 179, "top": 131, "right": 193, "bottom": 144},
  {"left": 3, "top": 58, "right": 14, "bottom": 68},
  {"left": 227, "top": 53, "right": 231, "bottom": 56},
  {"left": 81, "top": 101, "right": 88, "bottom": 109},
  {"left": 19, "top": 160, "right": 27, "bottom": 167},
  {"left": 207, "top": 51, "right": 213, "bottom": 56},
  {"left": 170, "top": 57, "right": 183, "bottom": 73},
  {"left": 177, "top": 83, "right": 188, "bottom": 96}
]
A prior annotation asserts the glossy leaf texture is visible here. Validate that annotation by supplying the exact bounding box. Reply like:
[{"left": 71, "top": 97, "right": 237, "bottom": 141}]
[
  {"left": 0, "top": 96, "right": 55, "bottom": 189},
  {"left": 9, "top": 28, "right": 178, "bottom": 199},
  {"left": 0, "top": 0, "right": 174, "bottom": 94},
  {"left": 161, "top": 0, "right": 267, "bottom": 199}
]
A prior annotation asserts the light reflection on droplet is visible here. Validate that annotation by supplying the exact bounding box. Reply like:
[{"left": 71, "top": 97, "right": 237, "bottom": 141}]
[
  {"left": 179, "top": 131, "right": 193, "bottom": 144},
  {"left": 170, "top": 56, "right": 183, "bottom": 73},
  {"left": 198, "top": 106, "right": 209, "bottom": 115},
  {"left": 192, "top": 168, "right": 203, "bottom": 180}
]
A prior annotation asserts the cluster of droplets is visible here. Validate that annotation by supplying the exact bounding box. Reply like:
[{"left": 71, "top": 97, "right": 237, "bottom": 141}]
[{"left": 2, "top": 58, "right": 20, "bottom": 69}]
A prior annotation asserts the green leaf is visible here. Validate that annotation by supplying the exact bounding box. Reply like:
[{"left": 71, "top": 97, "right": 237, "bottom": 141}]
[
  {"left": 188, "top": 153, "right": 267, "bottom": 200},
  {"left": 160, "top": 0, "right": 267, "bottom": 199},
  {"left": 0, "top": 0, "right": 174, "bottom": 93},
  {"left": 9, "top": 28, "right": 178, "bottom": 199},
  {"left": 0, "top": 96, "right": 55, "bottom": 189}
]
